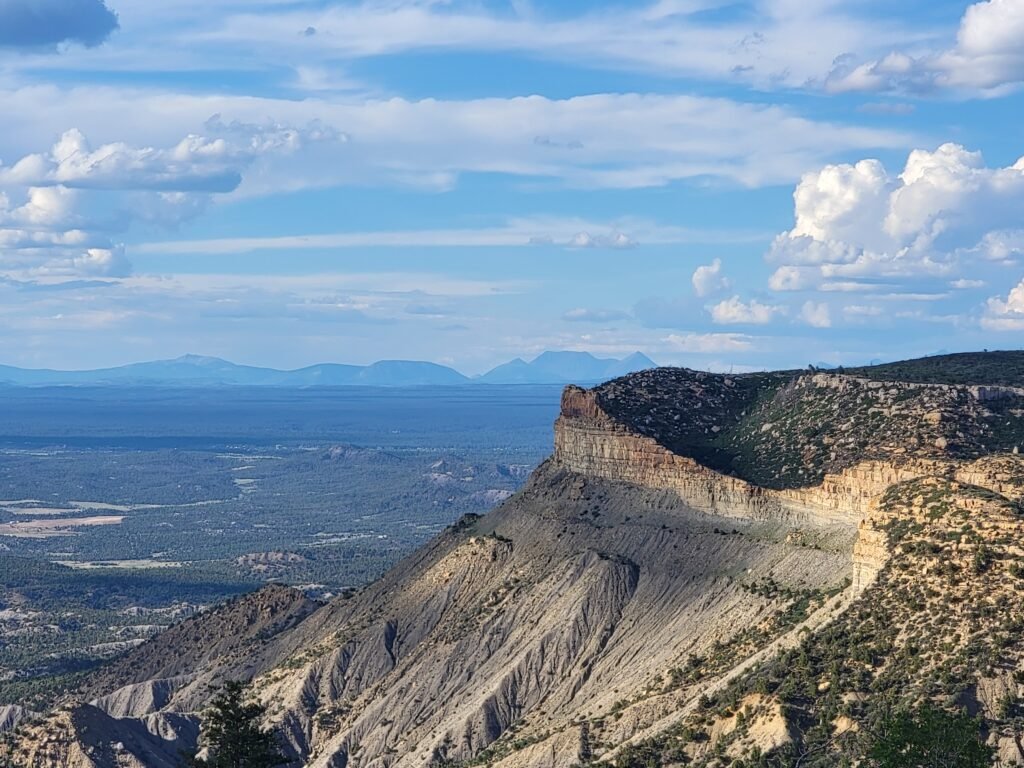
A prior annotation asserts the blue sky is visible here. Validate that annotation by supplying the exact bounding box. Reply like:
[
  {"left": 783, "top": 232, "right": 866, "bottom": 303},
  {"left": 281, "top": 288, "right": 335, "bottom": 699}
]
[{"left": 1, "top": 0, "right": 1024, "bottom": 374}]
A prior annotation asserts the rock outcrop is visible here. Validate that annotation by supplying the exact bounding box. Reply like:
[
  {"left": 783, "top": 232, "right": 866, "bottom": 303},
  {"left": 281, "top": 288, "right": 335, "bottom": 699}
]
[
  {"left": 556, "top": 385, "right": 931, "bottom": 528},
  {"left": 555, "top": 385, "right": 922, "bottom": 595},
  {"left": 6, "top": 705, "right": 197, "bottom": 768}
]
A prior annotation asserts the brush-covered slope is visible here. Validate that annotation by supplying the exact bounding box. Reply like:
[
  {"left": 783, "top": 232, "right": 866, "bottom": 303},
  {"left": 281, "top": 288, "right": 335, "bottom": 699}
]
[
  {"left": 600, "top": 456, "right": 1024, "bottom": 767},
  {"left": 6, "top": 352, "right": 1024, "bottom": 768}
]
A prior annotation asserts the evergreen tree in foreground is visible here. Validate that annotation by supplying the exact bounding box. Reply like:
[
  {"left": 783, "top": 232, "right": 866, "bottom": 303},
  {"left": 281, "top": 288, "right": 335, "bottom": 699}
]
[{"left": 185, "top": 680, "right": 287, "bottom": 768}]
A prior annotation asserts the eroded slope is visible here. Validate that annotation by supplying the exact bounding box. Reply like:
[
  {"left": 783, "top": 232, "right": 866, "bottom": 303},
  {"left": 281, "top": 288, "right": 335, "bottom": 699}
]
[
  {"left": 8, "top": 357, "right": 1024, "bottom": 768},
  {"left": 600, "top": 455, "right": 1024, "bottom": 767}
]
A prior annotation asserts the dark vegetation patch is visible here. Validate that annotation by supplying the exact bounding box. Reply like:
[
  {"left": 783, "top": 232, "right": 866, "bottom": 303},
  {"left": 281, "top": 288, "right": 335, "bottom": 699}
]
[
  {"left": 596, "top": 362, "right": 1024, "bottom": 489},
  {"left": 847, "top": 351, "right": 1024, "bottom": 387}
]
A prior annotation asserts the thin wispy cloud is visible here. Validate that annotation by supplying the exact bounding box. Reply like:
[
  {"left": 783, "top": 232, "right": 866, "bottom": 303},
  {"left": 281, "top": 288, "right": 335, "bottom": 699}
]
[{"left": 135, "top": 218, "right": 768, "bottom": 255}]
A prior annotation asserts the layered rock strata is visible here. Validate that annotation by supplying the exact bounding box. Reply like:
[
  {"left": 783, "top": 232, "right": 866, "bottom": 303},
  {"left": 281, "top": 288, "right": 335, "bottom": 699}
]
[{"left": 554, "top": 386, "right": 910, "bottom": 590}]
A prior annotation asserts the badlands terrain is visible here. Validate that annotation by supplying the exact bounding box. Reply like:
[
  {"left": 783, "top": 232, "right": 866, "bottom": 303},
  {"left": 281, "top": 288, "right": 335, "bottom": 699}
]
[{"left": 5, "top": 351, "right": 1024, "bottom": 767}]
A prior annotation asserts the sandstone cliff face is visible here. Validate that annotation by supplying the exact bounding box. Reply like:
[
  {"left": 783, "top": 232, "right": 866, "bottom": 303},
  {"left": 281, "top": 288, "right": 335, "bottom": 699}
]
[
  {"left": 558, "top": 385, "right": 891, "bottom": 527},
  {"left": 556, "top": 385, "right": 906, "bottom": 592},
  {"left": 595, "top": 368, "right": 1024, "bottom": 488}
]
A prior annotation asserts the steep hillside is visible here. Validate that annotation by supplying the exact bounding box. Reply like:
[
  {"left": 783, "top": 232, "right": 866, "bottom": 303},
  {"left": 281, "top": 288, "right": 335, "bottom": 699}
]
[
  {"left": 601, "top": 457, "right": 1024, "bottom": 767},
  {"left": 6, "top": 355, "right": 1024, "bottom": 768},
  {"left": 82, "top": 584, "right": 319, "bottom": 707}
]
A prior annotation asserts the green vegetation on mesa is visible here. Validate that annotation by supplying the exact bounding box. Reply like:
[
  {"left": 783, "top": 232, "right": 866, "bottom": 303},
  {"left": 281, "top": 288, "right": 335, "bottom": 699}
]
[
  {"left": 596, "top": 352, "right": 1024, "bottom": 489},
  {"left": 848, "top": 350, "right": 1024, "bottom": 387}
]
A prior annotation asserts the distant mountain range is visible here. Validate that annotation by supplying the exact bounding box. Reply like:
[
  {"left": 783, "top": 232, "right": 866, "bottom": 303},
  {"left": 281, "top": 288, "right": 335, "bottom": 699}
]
[
  {"left": 477, "top": 351, "right": 656, "bottom": 384},
  {"left": 0, "top": 351, "right": 657, "bottom": 388}
]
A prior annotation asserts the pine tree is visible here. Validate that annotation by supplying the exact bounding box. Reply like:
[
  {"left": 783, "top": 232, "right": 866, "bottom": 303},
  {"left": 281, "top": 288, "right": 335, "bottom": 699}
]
[{"left": 185, "top": 680, "right": 287, "bottom": 768}]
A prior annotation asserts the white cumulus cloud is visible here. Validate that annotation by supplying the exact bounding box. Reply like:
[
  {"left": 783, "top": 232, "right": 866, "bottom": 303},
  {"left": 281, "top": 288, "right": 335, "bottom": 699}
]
[
  {"left": 0, "top": 121, "right": 340, "bottom": 279},
  {"left": 983, "top": 278, "right": 1024, "bottom": 330},
  {"left": 691, "top": 258, "right": 730, "bottom": 297},
  {"left": 768, "top": 144, "right": 1024, "bottom": 291},
  {"left": 0, "top": 120, "right": 338, "bottom": 193},
  {"left": 710, "top": 296, "right": 782, "bottom": 325},
  {"left": 826, "top": 0, "right": 1024, "bottom": 95}
]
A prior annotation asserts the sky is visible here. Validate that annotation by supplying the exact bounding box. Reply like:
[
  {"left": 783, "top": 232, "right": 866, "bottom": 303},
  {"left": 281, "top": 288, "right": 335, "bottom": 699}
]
[{"left": 1, "top": 0, "right": 1024, "bottom": 374}]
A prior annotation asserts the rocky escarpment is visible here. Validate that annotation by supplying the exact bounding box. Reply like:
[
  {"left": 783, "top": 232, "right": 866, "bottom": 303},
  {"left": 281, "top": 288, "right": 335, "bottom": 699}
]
[
  {"left": 555, "top": 385, "right": 921, "bottom": 591},
  {"left": 556, "top": 385, "right": 935, "bottom": 528},
  {"left": 8, "top": 354, "right": 1024, "bottom": 768},
  {"left": 557, "top": 369, "right": 1024, "bottom": 595}
]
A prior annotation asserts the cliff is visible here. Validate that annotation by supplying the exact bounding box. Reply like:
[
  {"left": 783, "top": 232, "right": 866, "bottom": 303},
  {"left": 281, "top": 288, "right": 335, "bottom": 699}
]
[
  {"left": 7, "top": 355, "right": 1024, "bottom": 768},
  {"left": 554, "top": 384, "right": 925, "bottom": 592},
  {"left": 556, "top": 384, "right": 929, "bottom": 527},
  {"left": 593, "top": 368, "right": 1024, "bottom": 488}
]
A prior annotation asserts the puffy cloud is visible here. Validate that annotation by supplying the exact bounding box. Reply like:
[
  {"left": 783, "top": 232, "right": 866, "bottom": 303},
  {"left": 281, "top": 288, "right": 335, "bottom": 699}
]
[
  {"left": 562, "top": 308, "right": 630, "bottom": 323},
  {"left": 826, "top": 0, "right": 1024, "bottom": 94},
  {"left": 968, "top": 230, "right": 1024, "bottom": 263},
  {"left": 800, "top": 300, "right": 832, "bottom": 328},
  {"left": 67, "top": 246, "right": 130, "bottom": 277},
  {"left": 709, "top": 296, "right": 782, "bottom": 325},
  {"left": 983, "top": 278, "right": 1024, "bottom": 330},
  {"left": 663, "top": 332, "right": 754, "bottom": 353},
  {"left": 0, "top": 0, "right": 118, "bottom": 49},
  {"left": 768, "top": 265, "right": 813, "bottom": 292},
  {"left": 0, "top": 121, "right": 340, "bottom": 279},
  {"left": 767, "top": 144, "right": 1024, "bottom": 292},
  {"left": 789, "top": 159, "right": 893, "bottom": 250},
  {"left": 4, "top": 185, "right": 79, "bottom": 227},
  {"left": 0, "top": 120, "right": 338, "bottom": 193},
  {"left": 982, "top": 276, "right": 1024, "bottom": 329},
  {"left": 691, "top": 258, "right": 730, "bottom": 298}
]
